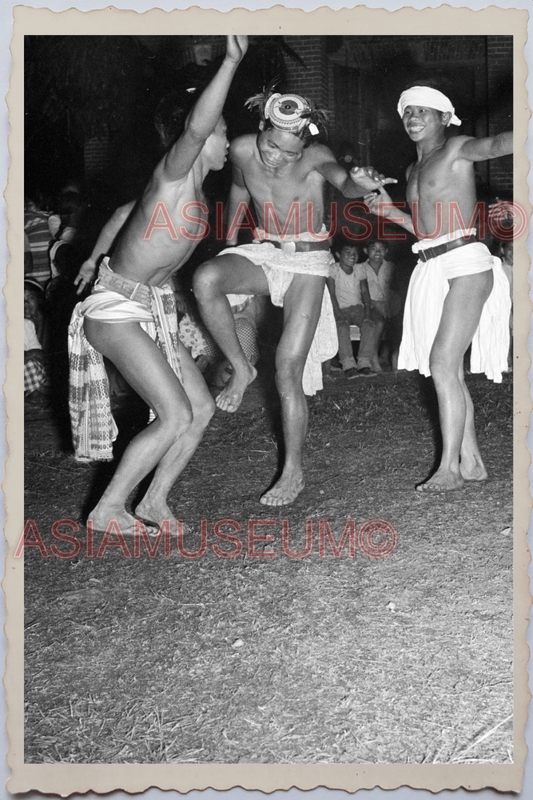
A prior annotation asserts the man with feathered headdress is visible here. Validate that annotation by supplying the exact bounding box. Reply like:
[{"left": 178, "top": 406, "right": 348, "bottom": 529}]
[
  {"left": 194, "top": 86, "right": 395, "bottom": 506},
  {"left": 366, "top": 83, "right": 512, "bottom": 493}
]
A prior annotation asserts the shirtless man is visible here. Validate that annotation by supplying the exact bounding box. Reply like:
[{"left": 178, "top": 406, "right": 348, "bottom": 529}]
[
  {"left": 69, "top": 36, "right": 248, "bottom": 533},
  {"left": 367, "top": 84, "right": 512, "bottom": 492},
  {"left": 193, "top": 89, "right": 394, "bottom": 506}
]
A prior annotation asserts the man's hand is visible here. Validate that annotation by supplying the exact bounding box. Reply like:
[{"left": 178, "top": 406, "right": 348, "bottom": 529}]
[
  {"left": 350, "top": 166, "right": 397, "bottom": 192},
  {"left": 364, "top": 186, "right": 395, "bottom": 217},
  {"left": 225, "top": 35, "right": 248, "bottom": 64},
  {"left": 74, "top": 259, "right": 96, "bottom": 295}
]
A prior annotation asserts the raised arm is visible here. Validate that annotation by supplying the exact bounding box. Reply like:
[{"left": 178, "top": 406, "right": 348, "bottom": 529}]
[
  {"left": 457, "top": 132, "right": 513, "bottom": 163},
  {"left": 74, "top": 200, "right": 136, "bottom": 294},
  {"left": 162, "top": 36, "right": 248, "bottom": 182}
]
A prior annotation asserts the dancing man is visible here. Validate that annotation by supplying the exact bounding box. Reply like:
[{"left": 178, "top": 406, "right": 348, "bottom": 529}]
[
  {"left": 193, "top": 89, "right": 394, "bottom": 506},
  {"left": 367, "top": 84, "right": 512, "bottom": 492},
  {"left": 69, "top": 36, "right": 248, "bottom": 533}
]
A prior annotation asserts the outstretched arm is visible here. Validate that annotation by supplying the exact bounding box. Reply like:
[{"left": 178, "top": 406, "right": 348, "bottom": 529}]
[
  {"left": 457, "top": 132, "right": 512, "bottom": 163},
  {"left": 74, "top": 200, "right": 136, "bottom": 294},
  {"left": 162, "top": 36, "right": 248, "bottom": 182},
  {"left": 316, "top": 153, "right": 397, "bottom": 197}
]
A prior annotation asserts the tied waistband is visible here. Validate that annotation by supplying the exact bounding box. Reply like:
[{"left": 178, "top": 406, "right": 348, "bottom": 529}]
[
  {"left": 417, "top": 235, "right": 477, "bottom": 262},
  {"left": 257, "top": 238, "right": 331, "bottom": 253},
  {"left": 96, "top": 263, "right": 154, "bottom": 306}
]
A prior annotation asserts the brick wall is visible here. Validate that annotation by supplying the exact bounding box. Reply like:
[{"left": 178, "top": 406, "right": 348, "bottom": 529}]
[
  {"left": 84, "top": 136, "right": 111, "bottom": 179},
  {"left": 283, "top": 37, "right": 330, "bottom": 111}
]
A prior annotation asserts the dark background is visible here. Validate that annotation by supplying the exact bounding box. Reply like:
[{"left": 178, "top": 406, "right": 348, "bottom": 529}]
[{"left": 24, "top": 35, "right": 513, "bottom": 211}]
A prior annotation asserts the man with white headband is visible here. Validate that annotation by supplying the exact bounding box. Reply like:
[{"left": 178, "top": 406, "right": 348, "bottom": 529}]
[
  {"left": 194, "top": 87, "right": 396, "bottom": 506},
  {"left": 367, "top": 83, "right": 512, "bottom": 493}
]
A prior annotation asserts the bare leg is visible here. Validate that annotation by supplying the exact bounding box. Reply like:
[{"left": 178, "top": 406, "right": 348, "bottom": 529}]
[
  {"left": 458, "top": 361, "right": 489, "bottom": 481},
  {"left": 260, "top": 274, "right": 325, "bottom": 506},
  {"left": 135, "top": 342, "right": 215, "bottom": 524},
  {"left": 83, "top": 319, "right": 199, "bottom": 533},
  {"left": 417, "top": 270, "right": 493, "bottom": 492},
  {"left": 193, "top": 254, "right": 269, "bottom": 412}
]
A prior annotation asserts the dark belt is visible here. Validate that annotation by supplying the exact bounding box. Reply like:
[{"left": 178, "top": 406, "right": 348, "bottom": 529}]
[
  {"left": 417, "top": 235, "right": 477, "bottom": 262},
  {"left": 259, "top": 238, "right": 331, "bottom": 253}
]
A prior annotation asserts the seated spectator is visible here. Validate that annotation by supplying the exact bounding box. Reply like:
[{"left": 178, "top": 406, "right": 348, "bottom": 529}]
[
  {"left": 24, "top": 280, "right": 50, "bottom": 408},
  {"left": 24, "top": 232, "right": 33, "bottom": 276},
  {"left": 356, "top": 239, "right": 401, "bottom": 372},
  {"left": 49, "top": 191, "right": 85, "bottom": 278},
  {"left": 24, "top": 196, "right": 53, "bottom": 288},
  {"left": 326, "top": 240, "right": 378, "bottom": 379}
]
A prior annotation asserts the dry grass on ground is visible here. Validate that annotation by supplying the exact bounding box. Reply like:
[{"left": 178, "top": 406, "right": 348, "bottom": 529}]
[{"left": 24, "top": 371, "right": 513, "bottom": 763}]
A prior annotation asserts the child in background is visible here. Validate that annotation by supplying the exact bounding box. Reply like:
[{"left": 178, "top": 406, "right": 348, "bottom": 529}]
[
  {"left": 24, "top": 280, "right": 50, "bottom": 407},
  {"left": 357, "top": 239, "right": 401, "bottom": 372}
]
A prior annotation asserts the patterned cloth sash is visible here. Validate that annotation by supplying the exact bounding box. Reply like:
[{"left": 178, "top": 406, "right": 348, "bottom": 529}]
[{"left": 68, "top": 262, "right": 181, "bottom": 462}]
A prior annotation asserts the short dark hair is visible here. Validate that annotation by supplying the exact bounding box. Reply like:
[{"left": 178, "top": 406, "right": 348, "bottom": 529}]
[
  {"left": 365, "top": 238, "right": 388, "bottom": 250},
  {"left": 333, "top": 237, "right": 359, "bottom": 256}
]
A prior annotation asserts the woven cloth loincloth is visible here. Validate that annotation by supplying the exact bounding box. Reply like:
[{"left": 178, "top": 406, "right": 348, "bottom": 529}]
[
  {"left": 68, "top": 260, "right": 182, "bottom": 462},
  {"left": 218, "top": 235, "right": 338, "bottom": 395},
  {"left": 399, "top": 232, "right": 511, "bottom": 383}
]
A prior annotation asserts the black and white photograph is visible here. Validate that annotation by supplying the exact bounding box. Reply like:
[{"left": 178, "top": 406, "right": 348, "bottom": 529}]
[{"left": 5, "top": 3, "right": 530, "bottom": 796}]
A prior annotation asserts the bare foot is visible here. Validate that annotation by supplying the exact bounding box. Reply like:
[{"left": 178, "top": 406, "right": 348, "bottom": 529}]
[
  {"left": 260, "top": 470, "right": 305, "bottom": 506},
  {"left": 216, "top": 361, "right": 256, "bottom": 413},
  {"left": 134, "top": 500, "right": 175, "bottom": 528},
  {"left": 460, "top": 456, "right": 488, "bottom": 482},
  {"left": 87, "top": 509, "right": 158, "bottom": 536},
  {"left": 416, "top": 470, "right": 465, "bottom": 493}
]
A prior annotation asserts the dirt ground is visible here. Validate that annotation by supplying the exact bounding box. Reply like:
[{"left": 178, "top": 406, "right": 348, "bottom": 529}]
[{"left": 23, "top": 365, "right": 513, "bottom": 764}]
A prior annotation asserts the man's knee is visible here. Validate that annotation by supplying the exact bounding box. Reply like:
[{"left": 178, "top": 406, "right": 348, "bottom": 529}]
[
  {"left": 429, "top": 352, "right": 456, "bottom": 383},
  {"left": 160, "top": 405, "right": 195, "bottom": 443},
  {"left": 275, "top": 354, "right": 305, "bottom": 392},
  {"left": 192, "top": 259, "right": 222, "bottom": 298},
  {"left": 194, "top": 394, "right": 215, "bottom": 428}
]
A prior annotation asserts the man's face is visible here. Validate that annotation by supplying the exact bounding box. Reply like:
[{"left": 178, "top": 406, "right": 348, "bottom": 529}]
[
  {"left": 204, "top": 117, "right": 229, "bottom": 171},
  {"left": 337, "top": 245, "right": 358, "bottom": 273},
  {"left": 24, "top": 289, "right": 39, "bottom": 319},
  {"left": 402, "top": 105, "right": 448, "bottom": 141},
  {"left": 501, "top": 241, "right": 513, "bottom": 266},
  {"left": 257, "top": 128, "right": 305, "bottom": 169},
  {"left": 366, "top": 242, "right": 388, "bottom": 265}
]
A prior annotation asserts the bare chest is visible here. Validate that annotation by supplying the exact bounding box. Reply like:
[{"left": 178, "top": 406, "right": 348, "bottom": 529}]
[{"left": 244, "top": 164, "right": 325, "bottom": 225}]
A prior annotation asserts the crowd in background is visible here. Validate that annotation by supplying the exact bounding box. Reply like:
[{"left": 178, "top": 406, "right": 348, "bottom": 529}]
[{"left": 23, "top": 153, "right": 514, "bottom": 422}]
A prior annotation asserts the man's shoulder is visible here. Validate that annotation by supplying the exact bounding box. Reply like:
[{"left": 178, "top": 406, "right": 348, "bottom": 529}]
[
  {"left": 230, "top": 134, "right": 256, "bottom": 159},
  {"left": 304, "top": 142, "right": 336, "bottom": 167},
  {"left": 443, "top": 134, "right": 475, "bottom": 157}
]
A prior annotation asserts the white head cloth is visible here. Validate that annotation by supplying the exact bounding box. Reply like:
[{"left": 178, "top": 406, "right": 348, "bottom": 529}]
[{"left": 397, "top": 87, "right": 461, "bottom": 126}]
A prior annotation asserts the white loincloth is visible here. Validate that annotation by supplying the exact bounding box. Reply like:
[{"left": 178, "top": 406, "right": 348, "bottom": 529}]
[
  {"left": 399, "top": 232, "right": 511, "bottom": 383},
  {"left": 219, "top": 230, "right": 338, "bottom": 395}
]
